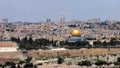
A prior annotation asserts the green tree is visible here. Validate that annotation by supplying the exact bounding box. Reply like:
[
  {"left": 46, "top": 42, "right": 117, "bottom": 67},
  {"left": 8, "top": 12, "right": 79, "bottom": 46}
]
[
  {"left": 0, "top": 64, "right": 2, "bottom": 67},
  {"left": 25, "top": 43, "right": 33, "bottom": 50},
  {"left": 33, "top": 38, "right": 51, "bottom": 47},
  {"left": 57, "top": 56, "right": 64, "bottom": 64},
  {"left": 60, "top": 41, "right": 65, "bottom": 46},
  {"left": 18, "top": 60, "right": 25, "bottom": 65},
  {"left": 17, "top": 64, "right": 20, "bottom": 68},
  {"left": 117, "top": 57, "right": 120, "bottom": 62},
  {"left": 93, "top": 40, "right": 102, "bottom": 47},
  {"left": 101, "top": 41, "right": 110, "bottom": 47},
  {"left": 10, "top": 37, "right": 18, "bottom": 42},
  {"left": 23, "top": 36, "right": 28, "bottom": 43},
  {"left": 109, "top": 38, "right": 118, "bottom": 45},
  {"left": 17, "top": 37, "right": 20, "bottom": 43},
  {"left": 0, "top": 64, "right": 4, "bottom": 68},
  {"left": 4, "top": 61, "right": 11, "bottom": 66},
  {"left": 25, "top": 57, "right": 32, "bottom": 64},
  {"left": 10, "top": 62, "right": 16, "bottom": 68},
  {"left": 29, "top": 36, "right": 33, "bottom": 44}
]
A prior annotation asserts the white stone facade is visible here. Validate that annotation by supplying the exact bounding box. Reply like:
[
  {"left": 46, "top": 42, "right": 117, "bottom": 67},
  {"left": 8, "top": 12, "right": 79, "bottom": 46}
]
[{"left": 0, "top": 41, "right": 18, "bottom": 52}]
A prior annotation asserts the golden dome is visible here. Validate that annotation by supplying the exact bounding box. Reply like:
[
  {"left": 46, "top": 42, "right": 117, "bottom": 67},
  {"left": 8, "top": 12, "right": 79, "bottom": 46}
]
[{"left": 71, "top": 29, "right": 81, "bottom": 36}]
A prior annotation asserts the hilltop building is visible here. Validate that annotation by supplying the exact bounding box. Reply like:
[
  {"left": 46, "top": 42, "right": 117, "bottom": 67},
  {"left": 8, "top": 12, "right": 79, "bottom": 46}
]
[{"left": 67, "top": 29, "right": 86, "bottom": 43}]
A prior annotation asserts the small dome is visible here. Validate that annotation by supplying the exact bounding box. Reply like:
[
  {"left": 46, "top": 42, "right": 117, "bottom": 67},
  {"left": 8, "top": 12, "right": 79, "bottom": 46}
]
[{"left": 71, "top": 29, "right": 81, "bottom": 36}]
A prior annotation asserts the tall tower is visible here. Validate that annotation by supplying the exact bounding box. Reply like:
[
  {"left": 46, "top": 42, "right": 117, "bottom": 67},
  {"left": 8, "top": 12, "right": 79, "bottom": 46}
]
[
  {"left": 2, "top": 17, "right": 8, "bottom": 27},
  {"left": 60, "top": 16, "right": 65, "bottom": 23},
  {"left": 46, "top": 18, "right": 51, "bottom": 23}
]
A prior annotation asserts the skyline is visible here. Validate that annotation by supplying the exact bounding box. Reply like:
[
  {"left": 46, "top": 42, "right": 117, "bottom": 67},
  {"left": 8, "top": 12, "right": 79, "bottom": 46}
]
[{"left": 0, "top": 0, "right": 120, "bottom": 22}]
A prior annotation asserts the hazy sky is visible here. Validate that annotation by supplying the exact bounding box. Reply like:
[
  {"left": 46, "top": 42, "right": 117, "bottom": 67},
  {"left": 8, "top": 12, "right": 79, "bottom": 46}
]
[{"left": 0, "top": 0, "right": 120, "bottom": 22}]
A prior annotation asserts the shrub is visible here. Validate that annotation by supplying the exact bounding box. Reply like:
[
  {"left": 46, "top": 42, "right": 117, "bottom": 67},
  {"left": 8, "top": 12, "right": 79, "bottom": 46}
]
[
  {"left": 24, "top": 63, "right": 33, "bottom": 68},
  {"left": 114, "top": 62, "right": 120, "bottom": 65},
  {"left": 37, "top": 63, "right": 43, "bottom": 65},
  {"left": 67, "top": 61, "right": 72, "bottom": 65},
  {"left": 95, "top": 60, "right": 107, "bottom": 66},
  {"left": 78, "top": 60, "right": 91, "bottom": 66}
]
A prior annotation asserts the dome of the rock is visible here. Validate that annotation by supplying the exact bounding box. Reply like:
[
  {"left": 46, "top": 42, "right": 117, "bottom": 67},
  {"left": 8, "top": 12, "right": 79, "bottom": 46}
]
[{"left": 71, "top": 29, "right": 81, "bottom": 36}]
